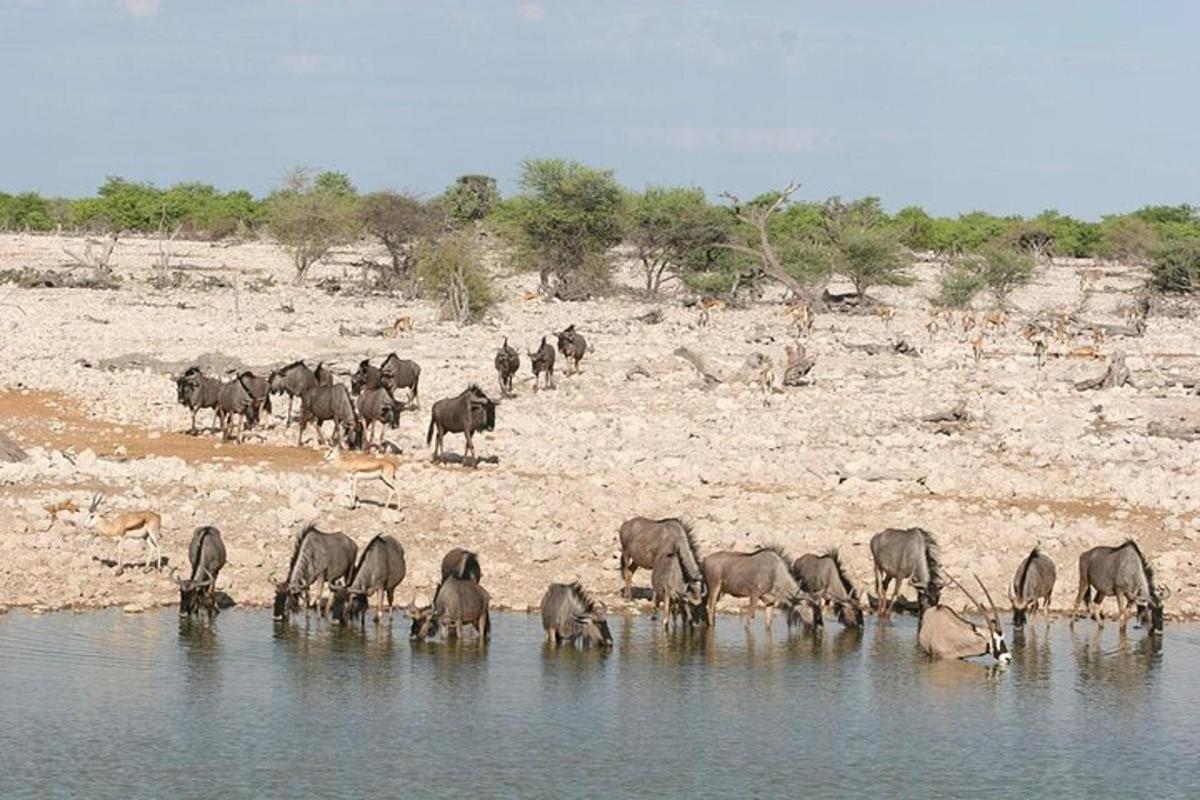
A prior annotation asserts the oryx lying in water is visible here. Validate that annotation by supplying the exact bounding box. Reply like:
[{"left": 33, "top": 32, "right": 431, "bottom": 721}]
[
  {"left": 870, "top": 527, "right": 942, "bottom": 618},
  {"left": 1010, "top": 545, "right": 1056, "bottom": 627},
  {"left": 1070, "top": 540, "right": 1170, "bottom": 634},
  {"left": 918, "top": 573, "right": 1011, "bottom": 664}
]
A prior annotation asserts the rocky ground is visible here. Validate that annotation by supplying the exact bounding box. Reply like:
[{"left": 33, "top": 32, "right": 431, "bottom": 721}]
[{"left": 0, "top": 232, "right": 1197, "bottom": 619}]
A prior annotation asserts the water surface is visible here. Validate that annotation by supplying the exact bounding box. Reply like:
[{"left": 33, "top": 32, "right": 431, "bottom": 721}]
[{"left": 1, "top": 610, "right": 1197, "bottom": 799}]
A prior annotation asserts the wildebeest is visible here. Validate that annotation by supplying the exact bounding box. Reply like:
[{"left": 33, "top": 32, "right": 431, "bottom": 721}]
[
  {"left": 651, "top": 550, "right": 705, "bottom": 629},
  {"left": 330, "top": 534, "right": 407, "bottom": 626},
  {"left": 272, "top": 524, "right": 357, "bottom": 620},
  {"left": 870, "top": 527, "right": 942, "bottom": 618},
  {"left": 426, "top": 384, "right": 497, "bottom": 461},
  {"left": 176, "top": 367, "right": 221, "bottom": 434},
  {"left": 792, "top": 550, "right": 864, "bottom": 628},
  {"left": 918, "top": 573, "right": 1011, "bottom": 664},
  {"left": 354, "top": 354, "right": 421, "bottom": 406},
  {"left": 174, "top": 525, "right": 227, "bottom": 617},
  {"left": 216, "top": 373, "right": 260, "bottom": 443},
  {"left": 441, "top": 548, "right": 482, "bottom": 582},
  {"left": 494, "top": 338, "right": 520, "bottom": 397},
  {"left": 529, "top": 336, "right": 556, "bottom": 391},
  {"left": 268, "top": 360, "right": 333, "bottom": 427},
  {"left": 1070, "top": 539, "right": 1170, "bottom": 633},
  {"left": 355, "top": 386, "right": 400, "bottom": 450},
  {"left": 237, "top": 371, "right": 272, "bottom": 427},
  {"left": 298, "top": 383, "right": 361, "bottom": 449},
  {"left": 618, "top": 517, "right": 703, "bottom": 599},
  {"left": 1009, "top": 545, "right": 1057, "bottom": 627},
  {"left": 556, "top": 324, "right": 587, "bottom": 375},
  {"left": 540, "top": 582, "right": 613, "bottom": 646},
  {"left": 409, "top": 575, "right": 492, "bottom": 641},
  {"left": 701, "top": 546, "right": 818, "bottom": 630}
]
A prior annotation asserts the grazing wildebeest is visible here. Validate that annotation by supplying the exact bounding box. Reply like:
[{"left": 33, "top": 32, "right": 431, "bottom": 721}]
[
  {"left": 268, "top": 360, "right": 332, "bottom": 427},
  {"left": 870, "top": 527, "right": 942, "bottom": 618},
  {"left": 216, "top": 373, "right": 260, "bottom": 443},
  {"left": 237, "top": 372, "right": 272, "bottom": 427},
  {"left": 1009, "top": 545, "right": 1057, "bottom": 627},
  {"left": 271, "top": 524, "right": 357, "bottom": 620},
  {"left": 540, "top": 582, "right": 613, "bottom": 646},
  {"left": 427, "top": 384, "right": 497, "bottom": 461},
  {"left": 355, "top": 386, "right": 400, "bottom": 450},
  {"left": 792, "top": 549, "right": 864, "bottom": 628},
  {"left": 176, "top": 367, "right": 221, "bottom": 434},
  {"left": 701, "top": 546, "right": 818, "bottom": 630},
  {"left": 651, "top": 550, "right": 705, "bottom": 629},
  {"left": 556, "top": 324, "right": 587, "bottom": 375},
  {"left": 174, "top": 525, "right": 227, "bottom": 618},
  {"left": 494, "top": 338, "right": 520, "bottom": 397},
  {"left": 918, "top": 573, "right": 1011, "bottom": 664},
  {"left": 298, "top": 383, "right": 361, "bottom": 449},
  {"left": 409, "top": 576, "right": 491, "bottom": 641},
  {"left": 1070, "top": 540, "right": 1170, "bottom": 633},
  {"left": 618, "top": 517, "right": 703, "bottom": 599},
  {"left": 330, "top": 534, "right": 407, "bottom": 626},
  {"left": 529, "top": 336, "right": 556, "bottom": 391},
  {"left": 441, "top": 548, "right": 482, "bottom": 582}
]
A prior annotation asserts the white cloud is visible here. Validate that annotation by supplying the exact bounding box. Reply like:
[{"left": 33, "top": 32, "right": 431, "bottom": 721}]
[
  {"left": 117, "top": 0, "right": 160, "bottom": 17},
  {"left": 626, "top": 125, "right": 828, "bottom": 154},
  {"left": 519, "top": 2, "right": 544, "bottom": 22}
]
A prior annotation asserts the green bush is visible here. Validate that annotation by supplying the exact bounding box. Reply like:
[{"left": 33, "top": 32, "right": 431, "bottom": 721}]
[
  {"left": 1149, "top": 240, "right": 1200, "bottom": 293},
  {"left": 265, "top": 167, "right": 360, "bottom": 284},
  {"left": 443, "top": 175, "right": 499, "bottom": 225},
  {"left": 835, "top": 227, "right": 912, "bottom": 297},
  {"left": 934, "top": 262, "right": 985, "bottom": 308},
  {"left": 415, "top": 233, "right": 496, "bottom": 323}
]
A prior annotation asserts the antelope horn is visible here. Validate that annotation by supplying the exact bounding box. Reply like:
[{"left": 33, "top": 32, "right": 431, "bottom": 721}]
[
  {"left": 168, "top": 567, "right": 183, "bottom": 585},
  {"left": 974, "top": 574, "right": 1002, "bottom": 625},
  {"left": 944, "top": 572, "right": 988, "bottom": 619}
]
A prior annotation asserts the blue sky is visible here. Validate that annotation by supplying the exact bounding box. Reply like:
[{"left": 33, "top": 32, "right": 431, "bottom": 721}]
[{"left": 1, "top": 0, "right": 1197, "bottom": 217}]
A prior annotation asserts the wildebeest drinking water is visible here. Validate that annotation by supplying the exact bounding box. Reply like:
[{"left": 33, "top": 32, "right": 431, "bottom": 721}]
[
  {"left": 441, "top": 548, "right": 482, "bottom": 582},
  {"left": 529, "top": 336, "right": 556, "bottom": 391},
  {"left": 174, "top": 525, "right": 227, "bottom": 618},
  {"left": 556, "top": 324, "right": 587, "bottom": 374},
  {"left": 427, "top": 384, "right": 497, "bottom": 462},
  {"left": 330, "top": 534, "right": 406, "bottom": 626},
  {"left": 1070, "top": 539, "right": 1170, "bottom": 633},
  {"left": 918, "top": 573, "right": 1011, "bottom": 664},
  {"left": 494, "top": 337, "right": 520, "bottom": 397},
  {"left": 268, "top": 360, "right": 333, "bottom": 427},
  {"left": 272, "top": 524, "right": 358, "bottom": 620},
  {"left": 792, "top": 549, "right": 864, "bottom": 628},
  {"left": 651, "top": 550, "right": 705, "bottom": 629},
  {"left": 1009, "top": 545, "right": 1056, "bottom": 627},
  {"left": 870, "top": 527, "right": 942, "bottom": 618},
  {"left": 618, "top": 517, "right": 703, "bottom": 599},
  {"left": 701, "top": 545, "right": 819, "bottom": 630},
  {"left": 540, "top": 582, "right": 613, "bottom": 646},
  {"left": 410, "top": 575, "right": 492, "bottom": 642}
]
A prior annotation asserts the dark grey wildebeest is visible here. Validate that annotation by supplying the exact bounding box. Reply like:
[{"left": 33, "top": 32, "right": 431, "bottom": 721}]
[
  {"left": 1009, "top": 545, "right": 1057, "bottom": 628},
  {"left": 918, "top": 573, "right": 1011, "bottom": 664},
  {"left": 1070, "top": 540, "right": 1170, "bottom": 633},
  {"left": 792, "top": 549, "right": 864, "bottom": 628},
  {"left": 556, "top": 324, "right": 587, "bottom": 375},
  {"left": 272, "top": 524, "right": 358, "bottom": 620},
  {"left": 330, "top": 534, "right": 407, "bottom": 626},
  {"left": 870, "top": 527, "right": 942, "bottom": 618},
  {"left": 618, "top": 517, "right": 703, "bottom": 599},
  {"left": 353, "top": 354, "right": 421, "bottom": 406},
  {"left": 529, "top": 336, "right": 556, "bottom": 392},
  {"left": 494, "top": 338, "right": 520, "bottom": 397},
  {"left": 356, "top": 386, "right": 400, "bottom": 451},
  {"left": 268, "top": 360, "right": 333, "bottom": 427},
  {"left": 540, "top": 582, "right": 613, "bottom": 647},
  {"left": 174, "top": 525, "right": 227, "bottom": 618},
  {"left": 237, "top": 372, "right": 272, "bottom": 427},
  {"left": 651, "top": 550, "right": 705, "bottom": 629},
  {"left": 176, "top": 367, "right": 222, "bottom": 434},
  {"left": 216, "top": 373, "right": 260, "bottom": 443},
  {"left": 702, "top": 546, "right": 819, "bottom": 631},
  {"left": 441, "top": 548, "right": 482, "bottom": 582},
  {"left": 298, "top": 383, "right": 361, "bottom": 449},
  {"left": 427, "top": 384, "right": 497, "bottom": 461},
  {"left": 410, "top": 576, "right": 491, "bottom": 642}
]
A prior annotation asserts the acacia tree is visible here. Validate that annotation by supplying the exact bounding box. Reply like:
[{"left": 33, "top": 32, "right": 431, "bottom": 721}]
[
  {"left": 625, "top": 186, "right": 730, "bottom": 295},
  {"left": 358, "top": 190, "right": 439, "bottom": 279},
  {"left": 442, "top": 174, "right": 499, "bottom": 225},
  {"left": 717, "top": 181, "right": 822, "bottom": 305},
  {"left": 266, "top": 167, "right": 359, "bottom": 284},
  {"left": 835, "top": 226, "right": 913, "bottom": 299}
]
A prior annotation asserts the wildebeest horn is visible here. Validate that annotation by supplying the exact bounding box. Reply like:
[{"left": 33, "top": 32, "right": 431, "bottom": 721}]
[{"left": 973, "top": 574, "right": 1002, "bottom": 625}]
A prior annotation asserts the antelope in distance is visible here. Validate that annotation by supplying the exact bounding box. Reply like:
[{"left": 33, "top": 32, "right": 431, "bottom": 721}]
[
  {"left": 85, "top": 494, "right": 163, "bottom": 572},
  {"left": 1070, "top": 540, "right": 1171, "bottom": 634},
  {"left": 870, "top": 527, "right": 942, "bottom": 618},
  {"left": 792, "top": 550, "right": 865, "bottom": 628},
  {"left": 271, "top": 524, "right": 357, "bottom": 620},
  {"left": 324, "top": 447, "right": 399, "bottom": 510},
  {"left": 540, "top": 582, "right": 614, "bottom": 647},
  {"left": 701, "top": 545, "right": 820, "bottom": 631},
  {"left": 1009, "top": 545, "right": 1056, "bottom": 627},
  {"left": 173, "top": 525, "right": 226, "bottom": 618},
  {"left": 618, "top": 517, "right": 703, "bottom": 600},
  {"left": 329, "top": 534, "right": 407, "bottom": 626},
  {"left": 918, "top": 573, "right": 1011, "bottom": 664}
]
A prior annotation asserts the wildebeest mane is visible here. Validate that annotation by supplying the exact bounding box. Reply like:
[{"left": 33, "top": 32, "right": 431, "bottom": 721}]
[
  {"left": 1121, "top": 539, "right": 1156, "bottom": 591},
  {"left": 190, "top": 525, "right": 219, "bottom": 582},
  {"left": 822, "top": 548, "right": 856, "bottom": 595},
  {"left": 754, "top": 543, "right": 793, "bottom": 564},
  {"left": 1014, "top": 545, "right": 1041, "bottom": 597},
  {"left": 565, "top": 580, "right": 598, "bottom": 612},
  {"left": 917, "top": 528, "right": 941, "bottom": 589}
]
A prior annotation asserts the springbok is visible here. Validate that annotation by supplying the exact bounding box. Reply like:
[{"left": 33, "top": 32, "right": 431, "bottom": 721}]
[
  {"left": 85, "top": 494, "right": 162, "bottom": 571},
  {"left": 1009, "top": 545, "right": 1056, "bottom": 627},
  {"left": 325, "top": 447, "right": 399, "bottom": 510},
  {"left": 918, "top": 573, "right": 1011, "bottom": 664}
]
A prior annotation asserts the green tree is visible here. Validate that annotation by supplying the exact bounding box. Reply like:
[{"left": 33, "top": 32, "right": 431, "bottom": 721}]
[
  {"left": 266, "top": 167, "right": 360, "bottom": 284},
  {"left": 891, "top": 205, "right": 937, "bottom": 251},
  {"left": 934, "top": 260, "right": 985, "bottom": 308},
  {"left": 972, "top": 245, "right": 1035, "bottom": 305},
  {"left": 1098, "top": 215, "right": 1159, "bottom": 263},
  {"left": 415, "top": 232, "right": 495, "bottom": 323},
  {"left": 443, "top": 174, "right": 499, "bottom": 225},
  {"left": 313, "top": 171, "right": 357, "bottom": 197},
  {"left": 834, "top": 226, "right": 912, "bottom": 298},
  {"left": 625, "top": 186, "right": 730, "bottom": 295},
  {"left": 1149, "top": 239, "right": 1200, "bottom": 293},
  {"left": 0, "top": 192, "right": 54, "bottom": 231},
  {"left": 358, "top": 190, "right": 440, "bottom": 278}
]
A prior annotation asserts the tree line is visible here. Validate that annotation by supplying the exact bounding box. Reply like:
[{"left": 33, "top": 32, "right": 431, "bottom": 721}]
[{"left": 3, "top": 159, "right": 1198, "bottom": 314}]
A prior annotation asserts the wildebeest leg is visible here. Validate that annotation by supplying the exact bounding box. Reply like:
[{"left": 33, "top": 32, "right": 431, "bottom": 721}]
[
  {"left": 1070, "top": 579, "right": 1090, "bottom": 623},
  {"left": 189, "top": 408, "right": 198, "bottom": 435},
  {"left": 286, "top": 396, "right": 294, "bottom": 428},
  {"left": 1116, "top": 595, "right": 1129, "bottom": 632},
  {"left": 706, "top": 584, "right": 721, "bottom": 627},
  {"left": 311, "top": 580, "right": 326, "bottom": 616},
  {"left": 873, "top": 568, "right": 884, "bottom": 617},
  {"left": 316, "top": 421, "right": 327, "bottom": 447},
  {"left": 1089, "top": 591, "right": 1106, "bottom": 626},
  {"left": 763, "top": 603, "right": 774, "bottom": 632},
  {"left": 745, "top": 595, "right": 757, "bottom": 629},
  {"left": 621, "top": 557, "right": 634, "bottom": 599},
  {"left": 464, "top": 429, "right": 474, "bottom": 460},
  {"left": 297, "top": 417, "right": 307, "bottom": 447},
  {"left": 888, "top": 579, "right": 903, "bottom": 618},
  {"left": 349, "top": 473, "right": 359, "bottom": 510}
]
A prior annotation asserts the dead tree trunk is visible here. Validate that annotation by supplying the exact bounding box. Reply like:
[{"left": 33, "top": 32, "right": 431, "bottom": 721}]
[{"left": 1075, "top": 351, "right": 1133, "bottom": 391}]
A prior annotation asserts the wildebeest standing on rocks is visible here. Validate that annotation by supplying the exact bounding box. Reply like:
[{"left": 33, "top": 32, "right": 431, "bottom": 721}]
[
  {"left": 176, "top": 367, "right": 221, "bottom": 434},
  {"left": 540, "top": 582, "right": 613, "bottom": 646},
  {"left": 268, "top": 360, "right": 333, "bottom": 427},
  {"left": 352, "top": 354, "right": 421, "bottom": 407},
  {"left": 556, "top": 324, "right": 587, "bottom": 375},
  {"left": 529, "top": 337, "right": 556, "bottom": 392},
  {"left": 427, "top": 384, "right": 497, "bottom": 462},
  {"left": 298, "top": 383, "right": 361, "bottom": 449},
  {"left": 494, "top": 338, "right": 520, "bottom": 397}
]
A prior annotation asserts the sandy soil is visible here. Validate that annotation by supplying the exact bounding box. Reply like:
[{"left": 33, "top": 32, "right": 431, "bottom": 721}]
[{"left": 0, "top": 232, "right": 1197, "bottom": 619}]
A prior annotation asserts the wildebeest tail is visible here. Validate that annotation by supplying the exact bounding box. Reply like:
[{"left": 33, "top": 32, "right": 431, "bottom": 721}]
[
  {"left": 919, "top": 528, "right": 941, "bottom": 589},
  {"left": 426, "top": 413, "right": 435, "bottom": 445}
]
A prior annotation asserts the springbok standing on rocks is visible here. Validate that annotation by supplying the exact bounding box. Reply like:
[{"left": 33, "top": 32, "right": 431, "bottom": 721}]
[
  {"left": 325, "top": 447, "right": 399, "bottom": 510},
  {"left": 85, "top": 494, "right": 162, "bottom": 572}
]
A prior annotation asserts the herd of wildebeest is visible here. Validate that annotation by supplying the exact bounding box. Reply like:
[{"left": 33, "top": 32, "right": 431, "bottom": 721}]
[{"left": 80, "top": 322, "right": 1163, "bottom": 664}]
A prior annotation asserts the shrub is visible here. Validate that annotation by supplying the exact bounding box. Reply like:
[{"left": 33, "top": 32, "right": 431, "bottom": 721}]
[
  {"left": 934, "top": 261, "right": 985, "bottom": 308},
  {"left": 443, "top": 175, "right": 499, "bottom": 225},
  {"left": 835, "top": 227, "right": 913, "bottom": 298},
  {"left": 415, "top": 233, "right": 496, "bottom": 323},
  {"left": 1149, "top": 239, "right": 1200, "bottom": 293},
  {"left": 265, "top": 167, "right": 360, "bottom": 284}
]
